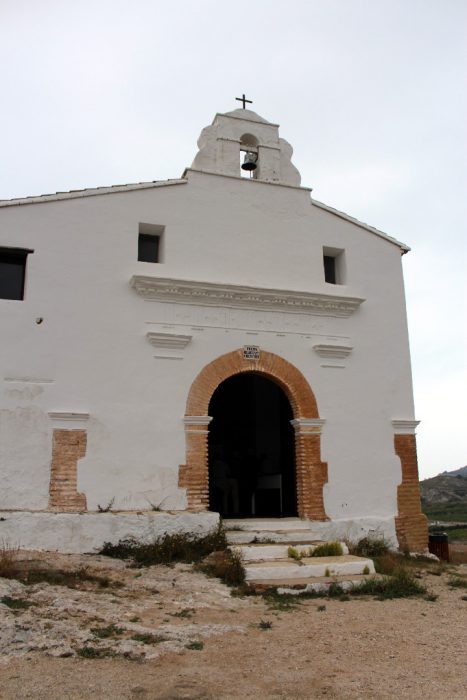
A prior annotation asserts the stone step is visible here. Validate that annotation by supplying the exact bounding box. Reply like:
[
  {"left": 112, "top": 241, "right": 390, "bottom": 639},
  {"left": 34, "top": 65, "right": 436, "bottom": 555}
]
[
  {"left": 248, "top": 573, "right": 379, "bottom": 595},
  {"left": 225, "top": 517, "right": 311, "bottom": 532},
  {"left": 243, "top": 555, "right": 375, "bottom": 581},
  {"left": 226, "top": 531, "right": 325, "bottom": 544},
  {"left": 232, "top": 542, "right": 349, "bottom": 561}
]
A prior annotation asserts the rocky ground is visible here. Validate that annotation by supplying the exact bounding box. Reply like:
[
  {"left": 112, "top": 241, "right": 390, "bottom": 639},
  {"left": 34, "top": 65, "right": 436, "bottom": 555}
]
[{"left": 1, "top": 550, "right": 467, "bottom": 699}]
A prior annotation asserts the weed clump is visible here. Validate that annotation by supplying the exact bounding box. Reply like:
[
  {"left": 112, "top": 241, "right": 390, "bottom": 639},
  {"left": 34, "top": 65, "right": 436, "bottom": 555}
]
[
  {"left": 287, "top": 546, "right": 304, "bottom": 561},
  {"left": 349, "top": 536, "right": 390, "bottom": 558},
  {"left": 100, "top": 525, "right": 227, "bottom": 567},
  {"left": 1, "top": 596, "right": 35, "bottom": 610},
  {"left": 448, "top": 577, "right": 467, "bottom": 589},
  {"left": 351, "top": 569, "right": 426, "bottom": 599},
  {"left": 91, "top": 624, "right": 124, "bottom": 639},
  {"left": 310, "top": 542, "right": 343, "bottom": 557},
  {"left": 197, "top": 548, "right": 245, "bottom": 586},
  {"left": 258, "top": 619, "right": 273, "bottom": 630},
  {"left": 131, "top": 633, "right": 168, "bottom": 644},
  {"left": 77, "top": 646, "right": 116, "bottom": 659},
  {"left": 171, "top": 608, "right": 194, "bottom": 618},
  {"left": 185, "top": 641, "right": 204, "bottom": 650}
]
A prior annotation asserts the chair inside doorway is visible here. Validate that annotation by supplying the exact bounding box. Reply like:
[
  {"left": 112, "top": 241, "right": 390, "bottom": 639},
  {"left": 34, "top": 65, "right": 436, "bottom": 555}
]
[{"left": 208, "top": 372, "right": 297, "bottom": 518}]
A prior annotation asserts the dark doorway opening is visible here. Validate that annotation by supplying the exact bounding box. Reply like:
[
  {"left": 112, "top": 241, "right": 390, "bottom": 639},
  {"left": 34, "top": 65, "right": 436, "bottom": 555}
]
[{"left": 208, "top": 373, "right": 296, "bottom": 518}]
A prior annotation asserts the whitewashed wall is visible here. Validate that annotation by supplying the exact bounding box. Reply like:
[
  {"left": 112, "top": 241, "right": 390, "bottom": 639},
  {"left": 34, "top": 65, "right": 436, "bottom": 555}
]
[{"left": 0, "top": 118, "right": 416, "bottom": 546}]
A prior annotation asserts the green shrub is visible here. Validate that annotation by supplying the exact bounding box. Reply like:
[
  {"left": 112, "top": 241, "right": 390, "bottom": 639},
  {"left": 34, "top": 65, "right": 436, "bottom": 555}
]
[
  {"left": 100, "top": 524, "right": 227, "bottom": 567},
  {"left": 310, "top": 542, "right": 343, "bottom": 557}
]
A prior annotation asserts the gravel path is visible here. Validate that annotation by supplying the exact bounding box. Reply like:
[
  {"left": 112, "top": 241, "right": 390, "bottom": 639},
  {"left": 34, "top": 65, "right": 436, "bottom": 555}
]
[{"left": 1, "top": 553, "right": 466, "bottom": 699}]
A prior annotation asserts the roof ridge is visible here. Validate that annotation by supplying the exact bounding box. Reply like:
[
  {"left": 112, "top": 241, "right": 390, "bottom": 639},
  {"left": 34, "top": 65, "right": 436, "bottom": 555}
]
[
  {"left": 312, "top": 198, "right": 410, "bottom": 252},
  {"left": 0, "top": 178, "right": 187, "bottom": 208}
]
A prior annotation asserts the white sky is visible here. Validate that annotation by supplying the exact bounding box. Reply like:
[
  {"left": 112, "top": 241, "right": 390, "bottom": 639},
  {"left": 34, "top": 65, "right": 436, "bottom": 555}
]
[{"left": 1, "top": 0, "right": 465, "bottom": 478}]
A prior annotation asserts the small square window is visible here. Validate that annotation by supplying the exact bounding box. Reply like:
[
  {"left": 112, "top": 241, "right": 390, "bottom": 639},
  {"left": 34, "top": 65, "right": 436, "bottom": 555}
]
[
  {"left": 323, "top": 247, "right": 345, "bottom": 285},
  {"left": 323, "top": 255, "right": 336, "bottom": 284},
  {"left": 0, "top": 247, "right": 33, "bottom": 300},
  {"left": 138, "top": 223, "right": 164, "bottom": 263}
]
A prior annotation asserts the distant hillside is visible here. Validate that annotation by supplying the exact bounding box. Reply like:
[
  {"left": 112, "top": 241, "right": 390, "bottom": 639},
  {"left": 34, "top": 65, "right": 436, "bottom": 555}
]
[
  {"left": 440, "top": 465, "right": 467, "bottom": 478},
  {"left": 420, "top": 470, "right": 467, "bottom": 522}
]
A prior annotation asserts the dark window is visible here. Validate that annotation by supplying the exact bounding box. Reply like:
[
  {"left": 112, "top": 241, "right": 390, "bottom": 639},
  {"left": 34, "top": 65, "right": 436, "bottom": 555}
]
[
  {"left": 323, "top": 255, "right": 336, "bottom": 284},
  {"left": 0, "top": 248, "right": 32, "bottom": 300},
  {"left": 138, "top": 233, "right": 160, "bottom": 263}
]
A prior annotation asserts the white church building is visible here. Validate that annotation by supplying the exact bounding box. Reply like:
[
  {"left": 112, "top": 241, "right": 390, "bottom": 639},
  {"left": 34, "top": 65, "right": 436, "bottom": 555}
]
[{"left": 0, "top": 103, "right": 428, "bottom": 553}]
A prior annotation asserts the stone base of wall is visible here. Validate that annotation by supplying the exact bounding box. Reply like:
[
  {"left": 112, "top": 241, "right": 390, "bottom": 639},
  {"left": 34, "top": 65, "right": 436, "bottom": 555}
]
[
  {"left": 0, "top": 511, "right": 220, "bottom": 554},
  {"left": 0, "top": 511, "right": 399, "bottom": 553}
]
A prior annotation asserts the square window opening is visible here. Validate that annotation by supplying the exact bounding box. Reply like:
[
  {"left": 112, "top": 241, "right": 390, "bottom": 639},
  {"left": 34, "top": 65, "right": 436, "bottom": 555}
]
[
  {"left": 0, "top": 247, "right": 33, "bottom": 300},
  {"left": 138, "top": 223, "right": 164, "bottom": 263},
  {"left": 323, "top": 247, "right": 345, "bottom": 285}
]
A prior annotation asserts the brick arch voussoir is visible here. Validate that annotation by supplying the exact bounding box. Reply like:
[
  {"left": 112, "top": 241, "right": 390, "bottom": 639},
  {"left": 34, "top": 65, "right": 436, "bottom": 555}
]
[{"left": 185, "top": 349, "right": 318, "bottom": 419}]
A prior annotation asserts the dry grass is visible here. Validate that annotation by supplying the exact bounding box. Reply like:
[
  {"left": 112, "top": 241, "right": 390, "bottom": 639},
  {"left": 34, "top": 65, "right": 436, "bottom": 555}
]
[
  {"left": 0, "top": 543, "right": 121, "bottom": 591},
  {"left": 0, "top": 542, "right": 21, "bottom": 578}
]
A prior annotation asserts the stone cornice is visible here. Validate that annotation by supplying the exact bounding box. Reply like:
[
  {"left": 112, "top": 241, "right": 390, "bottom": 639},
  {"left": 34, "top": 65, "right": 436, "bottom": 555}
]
[
  {"left": 48, "top": 412, "right": 90, "bottom": 429},
  {"left": 290, "top": 418, "right": 326, "bottom": 433},
  {"left": 131, "top": 276, "right": 365, "bottom": 318},
  {"left": 184, "top": 416, "right": 213, "bottom": 426}
]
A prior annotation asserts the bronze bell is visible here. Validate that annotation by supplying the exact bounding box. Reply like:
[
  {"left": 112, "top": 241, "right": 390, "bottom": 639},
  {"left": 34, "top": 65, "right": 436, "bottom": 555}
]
[{"left": 241, "top": 151, "right": 258, "bottom": 171}]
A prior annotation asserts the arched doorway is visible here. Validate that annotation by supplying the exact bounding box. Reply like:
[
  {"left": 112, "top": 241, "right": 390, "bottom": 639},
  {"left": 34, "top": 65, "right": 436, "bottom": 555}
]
[
  {"left": 208, "top": 373, "right": 296, "bottom": 517},
  {"left": 179, "top": 348, "right": 329, "bottom": 521}
]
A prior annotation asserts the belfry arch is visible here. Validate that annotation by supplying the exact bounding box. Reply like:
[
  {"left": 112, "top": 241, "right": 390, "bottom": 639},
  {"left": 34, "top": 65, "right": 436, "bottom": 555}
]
[{"left": 178, "top": 349, "right": 329, "bottom": 520}]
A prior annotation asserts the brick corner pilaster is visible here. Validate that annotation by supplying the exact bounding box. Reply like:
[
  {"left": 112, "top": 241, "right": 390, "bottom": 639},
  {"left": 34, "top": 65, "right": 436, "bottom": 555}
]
[{"left": 393, "top": 425, "right": 428, "bottom": 553}]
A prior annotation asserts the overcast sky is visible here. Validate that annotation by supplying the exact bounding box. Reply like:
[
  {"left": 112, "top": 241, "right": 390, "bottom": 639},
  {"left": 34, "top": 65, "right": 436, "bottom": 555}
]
[{"left": 1, "top": 0, "right": 465, "bottom": 479}]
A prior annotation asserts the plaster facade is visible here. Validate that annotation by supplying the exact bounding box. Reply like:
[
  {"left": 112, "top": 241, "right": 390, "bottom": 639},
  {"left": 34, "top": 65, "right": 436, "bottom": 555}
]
[{"left": 0, "top": 107, "right": 427, "bottom": 552}]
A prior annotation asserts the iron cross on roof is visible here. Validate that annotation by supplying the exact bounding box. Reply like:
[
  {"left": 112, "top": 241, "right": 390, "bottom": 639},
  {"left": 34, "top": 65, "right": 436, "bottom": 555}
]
[{"left": 235, "top": 93, "right": 253, "bottom": 109}]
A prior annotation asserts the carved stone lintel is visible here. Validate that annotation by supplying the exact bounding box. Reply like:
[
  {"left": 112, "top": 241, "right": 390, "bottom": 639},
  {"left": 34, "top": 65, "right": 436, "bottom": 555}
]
[
  {"left": 131, "top": 275, "right": 365, "bottom": 319},
  {"left": 146, "top": 332, "right": 192, "bottom": 350},
  {"left": 313, "top": 344, "right": 353, "bottom": 359}
]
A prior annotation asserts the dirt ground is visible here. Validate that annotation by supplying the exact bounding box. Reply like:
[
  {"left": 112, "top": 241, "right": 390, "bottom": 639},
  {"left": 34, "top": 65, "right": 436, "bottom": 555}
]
[{"left": 1, "top": 552, "right": 466, "bottom": 700}]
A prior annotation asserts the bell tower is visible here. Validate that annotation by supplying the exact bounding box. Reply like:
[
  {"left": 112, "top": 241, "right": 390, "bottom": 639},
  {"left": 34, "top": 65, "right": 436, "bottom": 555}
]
[{"left": 189, "top": 105, "right": 301, "bottom": 186}]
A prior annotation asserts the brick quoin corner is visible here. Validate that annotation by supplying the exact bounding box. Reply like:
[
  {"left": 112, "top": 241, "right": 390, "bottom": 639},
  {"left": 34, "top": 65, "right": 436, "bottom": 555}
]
[{"left": 394, "top": 433, "right": 428, "bottom": 552}]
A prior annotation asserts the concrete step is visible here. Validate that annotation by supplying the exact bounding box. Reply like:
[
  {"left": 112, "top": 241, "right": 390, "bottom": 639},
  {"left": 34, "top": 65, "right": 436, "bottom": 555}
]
[
  {"left": 233, "top": 542, "right": 349, "bottom": 561},
  {"left": 248, "top": 573, "right": 380, "bottom": 595},
  {"left": 243, "top": 555, "right": 375, "bottom": 581}
]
